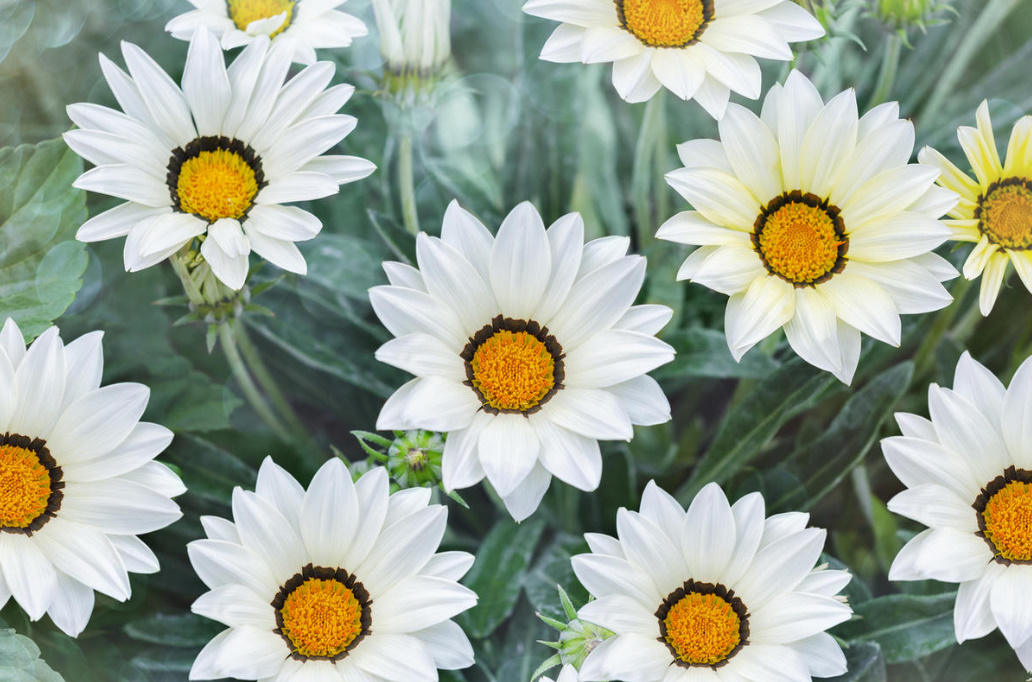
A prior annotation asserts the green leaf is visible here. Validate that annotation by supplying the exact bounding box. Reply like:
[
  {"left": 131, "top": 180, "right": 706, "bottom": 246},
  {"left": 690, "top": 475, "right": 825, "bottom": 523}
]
[
  {"left": 123, "top": 613, "right": 224, "bottom": 648},
  {"left": 458, "top": 519, "right": 546, "bottom": 639},
  {"left": 0, "top": 629, "right": 66, "bottom": 681},
  {"left": 0, "top": 138, "right": 88, "bottom": 339},
  {"left": 655, "top": 329, "right": 781, "bottom": 381},
  {"left": 835, "top": 592, "right": 958, "bottom": 664},
  {"left": 523, "top": 533, "right": 590, "bottom": 623},
  {"left": 168, "top": 433, "right": 258, "bottom": 505},
  {"left": 676, "top": 357, "right": 838, "bottom": 504},
  {"left": 827, "top": 641, "right": 886, "bottom": 682},
  {"left": 770, "top": 362, "right": 914, "bottom": 512}
]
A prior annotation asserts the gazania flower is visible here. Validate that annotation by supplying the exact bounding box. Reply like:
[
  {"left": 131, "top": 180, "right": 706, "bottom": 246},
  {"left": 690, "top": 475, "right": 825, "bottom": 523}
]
[
  {"left": 166, "top": 0, "right": 368, "bottom": 64},
  {"left": 188, "top": 456, "right": 477, "bottom": 681},
  {"left": 372, "top": 0, "right": 451, "bottom": 77},
  {"left": 0, "top": 318, "right": 183, "bottom": 637},
  {"left": 571, "top": 481, "right": 852, "bottom": 681},
  {"left": 522, "top": 0, "right": 824, "bottom": 116},
  {"left": 919, "top": 101, "right": 1032, "bottom": 315},
  {"left": 370, "top": 201, "right": 674, "bottom": 521},
  {"left": 65, "top": 27, "right": 375, "bottom": 291},
  {"left": 659, "top": 69, "right": 958, "bottom": 384},
  {"left": 883, "top": 352, "right": 1032, "bottom": 670}
]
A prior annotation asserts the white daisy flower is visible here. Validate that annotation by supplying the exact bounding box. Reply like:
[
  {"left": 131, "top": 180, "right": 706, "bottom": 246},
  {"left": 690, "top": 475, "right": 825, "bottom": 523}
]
[
  {"left": 0, "top": 318, "right": 183, "bottom": 637},
  {"left": 369, "top": 201, "right": 675, "bottom": 521},
  {"left": 188, "top": 456, "right": 477, "bottom": 681},
  {"left": 918, "top": 101, "right": 1032, "bottom": 315},
  {"left": 883, "top": 351, "right": 1032, "bottom": 671},
  {"left": 166, "top": 0, "right": 368, "bottom": 65},
  {"left": 571, "top": 481, "right": 852, "bottom": 681},
  {"left": 522, "top": 0, "right": 824, "bottom": 117},
  {"left": 659, "top": 69, "right": 959, "bottom": 384},
  {"left": 65, "top": 27, "right": 375, "bottom": 291}
]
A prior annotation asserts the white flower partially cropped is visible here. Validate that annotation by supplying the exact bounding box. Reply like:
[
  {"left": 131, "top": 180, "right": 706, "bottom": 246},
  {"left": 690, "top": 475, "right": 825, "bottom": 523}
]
[
  {"left": 919, "top": 101, "right": 1032, "bottom": 315},
  {"left": 166, "top": 0, "right": 367, "bottom": 65},
  {"left": 65, "top": 27, "right": 375, "bottom": 290},
  {"left": 522, "top": 0, "right": 824, "bottom": 116},
  {"left": 883, "top": 352, "right": 1032, "bottom": 671},
  {"left": 571, "top": 482, "right": 852, "bottom": 681},
  {"left": 370, "top": 201, "right": 675, "bottom": 521},
  {"left": 188, "top": 457, "right": 477, "bottom": 681},
  {"left": 0, "top": 318, "right": 183, "bottom": 637},
  {"left": 660, "top": 69, "right": 958, "bottom": 384},
  {"left": 373, "top": 0, "right": 451, "bottom": 75}
]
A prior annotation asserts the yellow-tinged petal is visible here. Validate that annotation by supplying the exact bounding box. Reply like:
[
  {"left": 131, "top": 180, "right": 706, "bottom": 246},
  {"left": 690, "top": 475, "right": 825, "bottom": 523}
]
[
  {"left": 1004, "top": 115, "right": 1032, "bottom": 179},
  {"left": 917, "top": 146, "right": 980, "bottom": 205},
  {"left": 963, "top": 234, "right": 998, "bottom": 280},
  {"left": 1008, "top": 249, "right": 1032, "bottom": 295},
  {"left": 978, "top": 252, "right": 1009, "bottom": 316},
  {"left": 975, "top": 100, "right": 1004, "bottom": 176},
  {"left": 958, "top": 124, "right": 1003, "bottom": 191},
  {"left": 945, "top": 218, "right": 981, "bottom": 243}
]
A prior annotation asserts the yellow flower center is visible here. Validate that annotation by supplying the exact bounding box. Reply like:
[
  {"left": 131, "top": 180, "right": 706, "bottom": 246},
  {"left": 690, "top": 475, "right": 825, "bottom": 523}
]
[
  {"left": 658, "top": 582, "right": 747, "bottom": 668},
  {"left": 0, "top": 436, "right": 62, "bottom": 534},
  {"left": 977, "top": 468, "right": 1032, "bottom": 564},
  {"left": 277, "top": 576, "right": 367, "bottom": 659},
  {"left": 616, "top": 0, "right": 713, "bottom": 48},
  {"left": 227, "top": 0, "right": 296, "bottom": 37},
  {"left": 753, "top": 192, "right": 848, "bottom": 286},
  {"left": 176, "top": 149, "right": 259, "bottom": 223},
  {"left": 462, "top": 317, "right": 564, "bottom": 415},
  {"left": 978, "top": 179, "right": 1032, "bottom": 250}
]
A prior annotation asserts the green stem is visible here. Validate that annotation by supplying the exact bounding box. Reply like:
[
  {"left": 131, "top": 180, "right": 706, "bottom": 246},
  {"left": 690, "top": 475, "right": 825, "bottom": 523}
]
[
  {"left": 913, "top": 277, "right": 973, "bottom": 380},
  {"left": 632, "top": 91, "right": 667, "bottom": 249},
  {"left": 218, "top": 322, "right": 292, "bottom": 442},
  {"left": 920, "top": 0, "right": 1022, "bottom": 121},
  {"left": 234, "top": 320, "right": 307, "bottom": 439},
  {"left": 869, "top": 32, "right": 902, "bottom": 107},
  {"left": 398, "top": 133, "right": 420, "bottom": 235}
]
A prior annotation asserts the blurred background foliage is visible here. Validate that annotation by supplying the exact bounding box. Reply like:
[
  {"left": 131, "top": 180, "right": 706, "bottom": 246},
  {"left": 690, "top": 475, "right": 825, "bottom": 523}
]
[{"left": 1, "top": 0, "right": 1032, "bottom": 680}]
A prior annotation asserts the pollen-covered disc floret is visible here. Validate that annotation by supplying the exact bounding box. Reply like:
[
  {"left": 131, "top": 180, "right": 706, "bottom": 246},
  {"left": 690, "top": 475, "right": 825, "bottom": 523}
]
[
  {"left": 65, "top": 27, "right": 375, "bottom": 290},
  {"left": 660, "top": 70, "right": 957, "bottom": 385},
  {"left": 167, "top": 0, "right": 367, "bottom": 64},
  {"left": 570, "top": 482, "right": 852, "bottom": 681},
  {"left": 919, "top": 100, "right": 1032, "bottom": 315},
  {"left": 370, "top": 201, "right": 674, "bottom": 521},
  {"left": 0, "top": 318, "right": 183, "bottom": 638},
  {"left": 523, "top": 0, "right": 823, "bottom": 115},
  {"left": 188, "top": 457, "right": 477, "bottom": 681},
  {"left": 882, "top": 352, "right": 1032, "bottom": 671}
]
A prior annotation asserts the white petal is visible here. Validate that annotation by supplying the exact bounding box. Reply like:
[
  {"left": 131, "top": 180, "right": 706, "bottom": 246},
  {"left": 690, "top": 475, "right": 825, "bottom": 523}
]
[
  {"left": 545, "top": 388, "right": 633, "bottom": 440},
  {"left": 477, "top": 414, "right": 540, "bottom": 497},
  {"left": 534, "top": 417, "right": 603, "bottom": 491},
  {"left": 490, "top": 202, "right": 552, "bottom": 320}
]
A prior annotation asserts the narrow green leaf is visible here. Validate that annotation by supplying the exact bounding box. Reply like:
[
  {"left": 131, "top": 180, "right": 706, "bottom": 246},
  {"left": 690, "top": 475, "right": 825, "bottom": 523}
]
[
  {"left": 827, "top": 641, "right": 886, "bottom": 682},
  {"left": 835, "top": 592, "right": 958, "bottom": 664},
  {"left": 458, "top": 519, "right": 546, "bottom": 638},
  {"left": 123, "top": 613, "right": 223, "bottom": 648},
  {"left": 655, "top": 329, "right": 780, "bottom": 381}
]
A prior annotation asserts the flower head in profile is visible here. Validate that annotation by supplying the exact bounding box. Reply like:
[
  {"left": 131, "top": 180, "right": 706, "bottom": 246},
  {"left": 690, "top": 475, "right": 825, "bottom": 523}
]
[
  {"left": 919, "top": 101, "right": 1032, "bottom": 315},
  {"left": 166, "top": 0, "right": 367, "bottom": 64},
  {"left": 570, "top": 481, "right": 852, "bottom": 681},
  {"left": 65, "top": 27, "right": 375, "bottom": 291},
  {"left": 883, "top": 352, "right": 1032, "bottom": 671},
  {"left": 0, "top": 318, "right": 183, "bottom": 637},
  {"left": 373, "top": 0, "right": 452, "bottom": 78},
  {"left": 188, "top": 456, "right": 477, "bottom": 681},
  {"left": 370, "top": 200, "right": 674, "bottom": 521},
  {"left": 659, "top": 69, "right": 958, "bottom": 384},
  {"left": 522, "top": 0, "right": 824, "bottom": 117}
]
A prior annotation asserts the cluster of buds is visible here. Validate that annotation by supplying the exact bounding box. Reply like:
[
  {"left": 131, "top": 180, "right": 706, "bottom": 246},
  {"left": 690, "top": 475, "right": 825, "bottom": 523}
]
[
  {"left": 533, "top": 586, "right": 613, "bottom": 682},
  {"left": 352, "top": 429, "right": 466, "bottom": 505}
]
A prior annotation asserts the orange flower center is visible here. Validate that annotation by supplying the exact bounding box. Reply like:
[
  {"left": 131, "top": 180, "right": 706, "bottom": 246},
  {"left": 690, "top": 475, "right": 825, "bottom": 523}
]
[
  {"left": 616, "top": 0, "right": 713, "bottom": 47},
  {"left": 227, "top": 0, "right": 296, "bottom": 37},
  {"left": 279, "top": 577, "right": 366, "bottom": 659},
  {"left": 978, "top": 179, "right": 1032, "bottom": 250},
  {"left": 658, "top": 582, "right": 748, "bottom": 668},
  {"left": 977, "top": 469, "right": 1032, "bottom": 564},
  {"left": 753, "top": 192, "right": 848, "bottom": 286},
  {"left": 0, "top": 444, "right": 51, "bottom": 530}
]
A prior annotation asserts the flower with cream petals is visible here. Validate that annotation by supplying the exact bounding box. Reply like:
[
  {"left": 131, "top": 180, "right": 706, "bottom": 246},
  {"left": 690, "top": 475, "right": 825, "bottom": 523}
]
[
  {"left": 570, "top": 481, "right": 852, "bottom": 681},
  {"left": 0, "top": 318, "right": 183, "bottom": 638},
  {"left": 659, "top": 70, "right": 958, "bottom": 384},
  {"left": 919, "top": 101, "right": 1032, "bottom": 315},
  {"left": 166, "top": 0, "right": 368, "bottom": 64},
  {"left": 522, "top": 0, "right": 824, "bottom": 116},
  {"left": 883, "top": 351, "right": 1032, "bottom": 672},
  {"left": 188, "top": 456, "right": 476, "bottom": 681},
  {"left": 65, "top": 27, "right": 375, "bottom": 291},
  {"left": 370, "top": 201, "right": 674, "bottom": 521}
]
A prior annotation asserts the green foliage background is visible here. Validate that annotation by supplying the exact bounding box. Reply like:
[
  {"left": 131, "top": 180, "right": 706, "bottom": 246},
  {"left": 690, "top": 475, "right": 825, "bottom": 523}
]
[{"left": 1, "top": 0, "right": 1032, "bottom": 680}]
